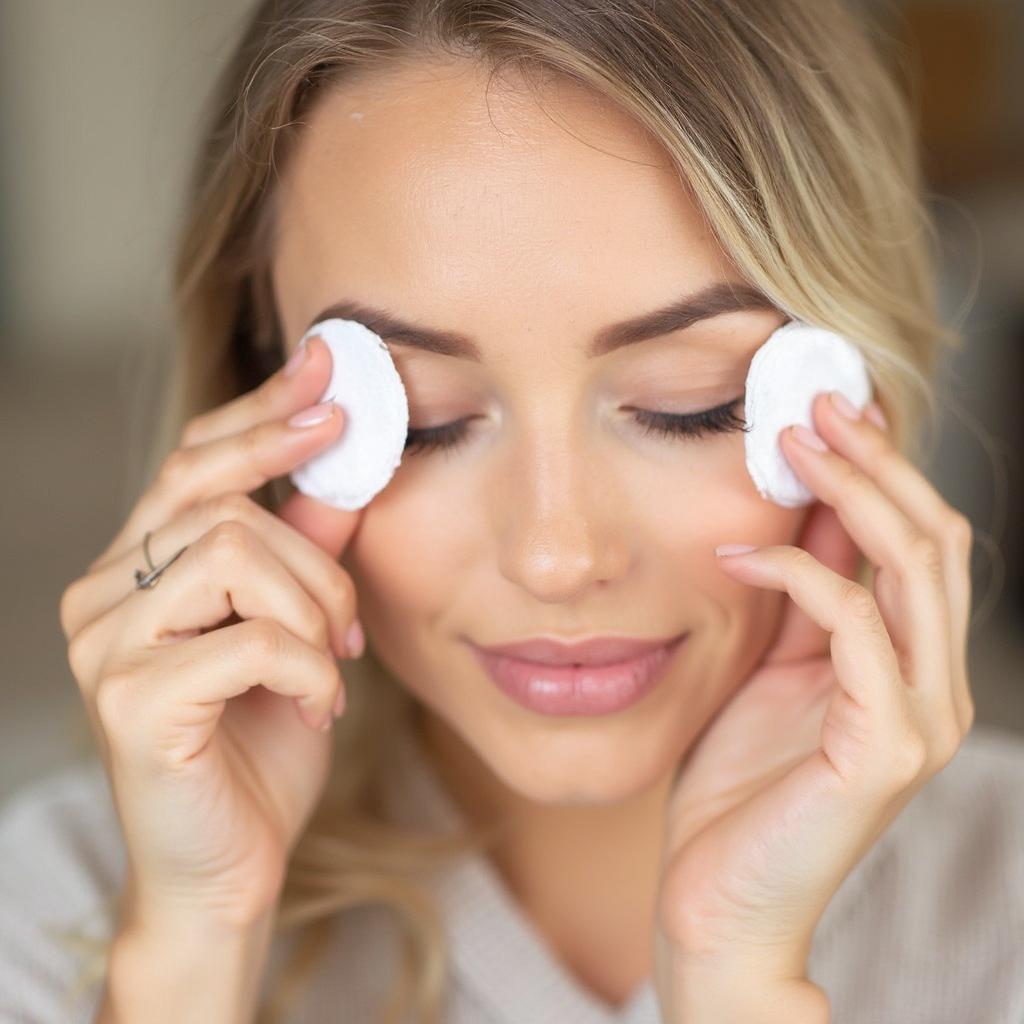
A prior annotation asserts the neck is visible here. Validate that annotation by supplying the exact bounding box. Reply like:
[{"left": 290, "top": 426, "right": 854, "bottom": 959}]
[{"left": 413, "top": 706, "right": 670, "bottom": 1008}]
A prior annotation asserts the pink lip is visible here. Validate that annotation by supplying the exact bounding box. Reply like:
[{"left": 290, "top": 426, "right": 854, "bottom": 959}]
[
  {"left": 465, "top": 632, "right": 687, "bottom": 716},
  {"left": 472, "top": 633, "right": 684, "bottom": 666}
]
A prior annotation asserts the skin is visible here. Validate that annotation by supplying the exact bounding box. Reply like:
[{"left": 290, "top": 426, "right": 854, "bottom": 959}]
[{"left": 271, "top": 56, "right": 806, "bottom": 1006}]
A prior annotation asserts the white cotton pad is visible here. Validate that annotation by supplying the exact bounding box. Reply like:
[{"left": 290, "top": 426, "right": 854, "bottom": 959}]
[
  {"left": 288, "top": 318, "right": 409, "bottom": 511},
  {"left": 744, "top": 320, "right": 873, "bottom": 508}
]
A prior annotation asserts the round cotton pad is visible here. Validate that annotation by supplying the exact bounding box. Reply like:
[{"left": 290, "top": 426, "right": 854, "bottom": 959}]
[
  {"left": 744, "top": 320, "right": 873, "bottom": 508},
  {"left": 288, "top": 318, "right": 409, "bottom": 511}
]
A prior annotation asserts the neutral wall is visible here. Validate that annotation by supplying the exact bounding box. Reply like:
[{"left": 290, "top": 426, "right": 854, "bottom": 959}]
[{"left": 0, "top": 0, "right": 252, "bottom": 358}]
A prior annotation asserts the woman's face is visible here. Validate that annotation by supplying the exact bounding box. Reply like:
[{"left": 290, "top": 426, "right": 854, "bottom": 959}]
[{"left": 271, "top": 57, "right": 808, "bottom": 804}]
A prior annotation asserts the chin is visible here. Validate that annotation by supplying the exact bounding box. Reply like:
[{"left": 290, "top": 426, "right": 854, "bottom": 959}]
[{"left": 474, "top": 721, "right": 677, "bottom": 806}]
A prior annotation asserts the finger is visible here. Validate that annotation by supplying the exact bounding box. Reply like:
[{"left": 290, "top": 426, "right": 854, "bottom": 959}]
[
  {"left": 275, "top": 490, "right": 363, "bottom": 562},
  {"left": 715, "top": 546, "right": 914, "bottom": 771},
  {"left": 69, "top": 519, "right": 336, "bottom": 692},
  {"left": 777, "top": 417, "right": 952, "bottom": 693},
  {"left": 810, "top": 391, "right": 974, "bottom": 722},
  {"left": 764, "top": 501, "right": 864, "bottom": 664},
  {"left": 93, "top": 394, "right": 348, "bottom": 572},
  {"left": 96, "top": 618, "right": 343, "bottom": 765},
  {"left": 88, "top": 337, "right": 335, "bottom": 573},
  {"left": 62, "top": 494, "right": 360, "bottom": 660},
  {"left": 182, "top": 333, "right": 334, "bottom": 448}
]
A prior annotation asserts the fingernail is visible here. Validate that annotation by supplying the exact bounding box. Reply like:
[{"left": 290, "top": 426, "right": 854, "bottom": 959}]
[
  {"left": 791, "top": 423, "right": 829, "bottom": 452},
  {"left": 864, "top": 401, "right": 889, "bottom": 431},
  {"left": 332, "top": 687, "right": 346, "bottom": 718},
  {"left": 345, "top": 618, "right": 365, "bottom": 659},
  {"left": 319, "top": 712, "right": 333, "bottom": 732},
  {"left": 716, "top": 543, "right": 758, "bottom": 557},
  {"left": 283, "top": 340, "right": 309, "bottom": 378},
  {"left": 288, "top": 401, "right": 335, "bottom": 428},
  {"left": 829, "top": 390, "right": 861, "bottom": 421}
]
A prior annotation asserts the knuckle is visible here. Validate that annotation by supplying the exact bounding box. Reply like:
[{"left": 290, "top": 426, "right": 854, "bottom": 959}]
[
  {"left": 66, "top": 617, "right": 107, "bottom": 688},
  {"left": 239, "top": 423, "right": 265, "bottom": 461},
  {"left": 907, "top": 532, "right": 944, "bottom": 582},
  {"left": 94, "top": 670, "right": 138, "bottom": 732},
  {"left": 59, "top": 577, "right": 85, "bottom": 638},
  {"left": 305, "top": 604, "right": 331, "bottom": 653},
  {"left": 892, "top": 731, "right": 928, "bottom": 783},
  {"left": 66, "top": 629, "right": 93, "bottom": 685},
  {"left": 180, "top": 413, "right": 210, "bottom": 448},
  {"left": 787, "top": 546, "right": 817, "bottom": 571},
  {"left": 840, "top": 579, "right": 878, "bottom": 621},
  {"left": 320, "top": 653, "right": 344, "bottom": 692},
  {"left": 235, "top": 617, "right": 287, "bottom": 662},
  {"left": 781, "top": 546, "right": 817, "bottom": 584},
  {"left": 328, "top": 569, "right": 357, "bottom": 616},
  {"left": 203, "top": 518, "right": 258, "bottom": 564},
  {"left": 157, "top": 447, "right": 193, "bottom": 490},
  {"left": 945, "top": 510, "right": 973, "bottom": 552}
]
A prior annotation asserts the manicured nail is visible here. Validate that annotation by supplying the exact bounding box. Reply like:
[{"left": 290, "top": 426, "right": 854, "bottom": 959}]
[
  {"left": 716, "top": 543, "right": 758, "bottom": 557},
  {"left": 791, "top": 423, "right": 829, "bottom": 452},
  {"left": 283, "top": 341, "right": 309, "bottom": 378},
  {"left": 829, "top": 390, "right": 861, "bottom": 421},
  {"left": 288, "top": 401, "right": 335, "bottom": 428},
  {"left": 864, "top": 401, "right": 888, "bottom": 430},
  {"left": 345, "top": 618, "right": 365, "bottom": 659}
]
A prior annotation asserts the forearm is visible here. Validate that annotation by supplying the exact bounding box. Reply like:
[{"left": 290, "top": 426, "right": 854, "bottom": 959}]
[{"left": 94, "top": 906, "right": 276, "bottom": 1023}]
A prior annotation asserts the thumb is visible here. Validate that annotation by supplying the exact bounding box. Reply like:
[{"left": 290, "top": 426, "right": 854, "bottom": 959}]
[
  {"left": 276, "top": 489, "right": 362, "bottom": 560},
  {"left": 798, "top": 500, "right": 862, "bottom": 583}
]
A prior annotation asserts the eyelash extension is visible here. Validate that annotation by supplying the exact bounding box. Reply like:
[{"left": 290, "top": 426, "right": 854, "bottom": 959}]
[{"left": 403, "top": 395, "right": 748, "bottom": 456}]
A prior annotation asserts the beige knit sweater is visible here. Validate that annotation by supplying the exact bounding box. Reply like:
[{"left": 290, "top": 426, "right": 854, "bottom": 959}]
[{"left": 1, "top": 721, "right": 1022, "bottom": 1022}]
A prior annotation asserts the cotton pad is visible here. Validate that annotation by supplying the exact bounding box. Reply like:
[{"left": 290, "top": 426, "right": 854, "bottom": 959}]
[
  {"left": 288, "top": 318, "right": 409, "bottom": 511},
  {"left": 744, "top": 320, "right": 873, "bottom": 508}
]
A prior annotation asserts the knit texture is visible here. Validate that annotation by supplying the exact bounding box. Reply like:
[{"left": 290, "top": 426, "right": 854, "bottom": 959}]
[{"left": 1, "top": 722, "right": 1022, "bottom": 1022}]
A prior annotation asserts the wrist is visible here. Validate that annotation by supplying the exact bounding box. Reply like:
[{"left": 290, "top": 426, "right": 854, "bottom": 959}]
[
  {"left": 102, "top": 906, "right": 276, "bottom": 1024},
  {"left": 654, "top": 936, "right": 829, "bottom": 1024},
  {"left": 660, "top": 971, "right": 829, "bottom": 1024}
]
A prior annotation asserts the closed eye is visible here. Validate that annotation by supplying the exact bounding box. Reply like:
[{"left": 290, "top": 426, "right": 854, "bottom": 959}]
[{"left": 403, "top": 395, "right": 748, "bottom": 456}]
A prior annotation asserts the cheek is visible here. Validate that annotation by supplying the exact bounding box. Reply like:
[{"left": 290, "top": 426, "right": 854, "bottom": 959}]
[
  {"left": 638, "top": 440, "right": 801, "bottom": 567},
  {"left": 340, "top": 474, "right": 474, "bottom": 638}
]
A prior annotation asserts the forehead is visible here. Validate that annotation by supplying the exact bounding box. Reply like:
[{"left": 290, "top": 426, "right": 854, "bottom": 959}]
[{"left": 270, "top": 57, "right": 738, "bottom": 349}]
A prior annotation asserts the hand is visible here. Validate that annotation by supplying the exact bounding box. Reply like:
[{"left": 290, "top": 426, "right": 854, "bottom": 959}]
[
  {"left": 59, "top": 334, "right": 363, "bottom": 928},
  {"left": 651, "top": 391, "right": 975, "bottom": 1021}
]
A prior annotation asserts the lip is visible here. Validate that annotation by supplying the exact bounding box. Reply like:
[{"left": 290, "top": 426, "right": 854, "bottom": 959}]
[
  {"left": 465, "top": 632, "right": 688, "bottom": 717},
  {"left": 471, "top": 633, "right": 684, "bottom": 666}
]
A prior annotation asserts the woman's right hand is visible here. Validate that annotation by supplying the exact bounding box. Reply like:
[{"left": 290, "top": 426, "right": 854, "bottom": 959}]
[{"left": 58, "top": 334, "right": 363, "bottom": 930}]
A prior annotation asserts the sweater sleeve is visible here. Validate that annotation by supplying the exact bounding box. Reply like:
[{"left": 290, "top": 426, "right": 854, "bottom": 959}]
[{"left": 0, "top": 761, "right": 126, "bottom": 1023}]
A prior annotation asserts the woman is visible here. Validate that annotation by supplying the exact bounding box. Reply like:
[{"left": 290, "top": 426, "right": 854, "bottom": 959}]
[{"left": 2, "top": 0, "right": 1022, "bottom": 1021}]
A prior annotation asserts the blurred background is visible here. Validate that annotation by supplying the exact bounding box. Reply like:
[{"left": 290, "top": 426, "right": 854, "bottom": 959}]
[{"left": 1, "top": 0, "right": 1022, "bottom": 803}]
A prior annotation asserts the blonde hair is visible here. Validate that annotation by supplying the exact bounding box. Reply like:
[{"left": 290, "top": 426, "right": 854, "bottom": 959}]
[{"left": 55, "top": 0, "right": 994, "bottom": 1020}]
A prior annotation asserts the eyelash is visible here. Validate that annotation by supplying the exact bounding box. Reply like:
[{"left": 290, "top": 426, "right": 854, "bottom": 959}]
[{"left": 403, "top": 395, "right": 748, "bottom": 456}]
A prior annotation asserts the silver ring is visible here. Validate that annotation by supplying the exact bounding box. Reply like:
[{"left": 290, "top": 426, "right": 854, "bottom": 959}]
[{"left": 134, "top": 530, "right": 189, "bottom": 590}]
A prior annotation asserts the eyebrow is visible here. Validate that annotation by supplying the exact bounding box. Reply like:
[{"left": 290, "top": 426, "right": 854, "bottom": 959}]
[{"left": 304, "top": 280, "right": 778, "bottom": 361}]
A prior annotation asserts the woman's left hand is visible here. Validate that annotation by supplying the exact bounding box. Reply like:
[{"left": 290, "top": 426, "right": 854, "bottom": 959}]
[{"left": 651, "top": 391, "right": 975, "bottom": 1023}]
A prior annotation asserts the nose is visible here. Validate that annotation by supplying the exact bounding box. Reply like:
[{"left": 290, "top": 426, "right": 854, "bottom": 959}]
[{"left": 492, "top": 431, "right": 632, "bottom": 604}]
